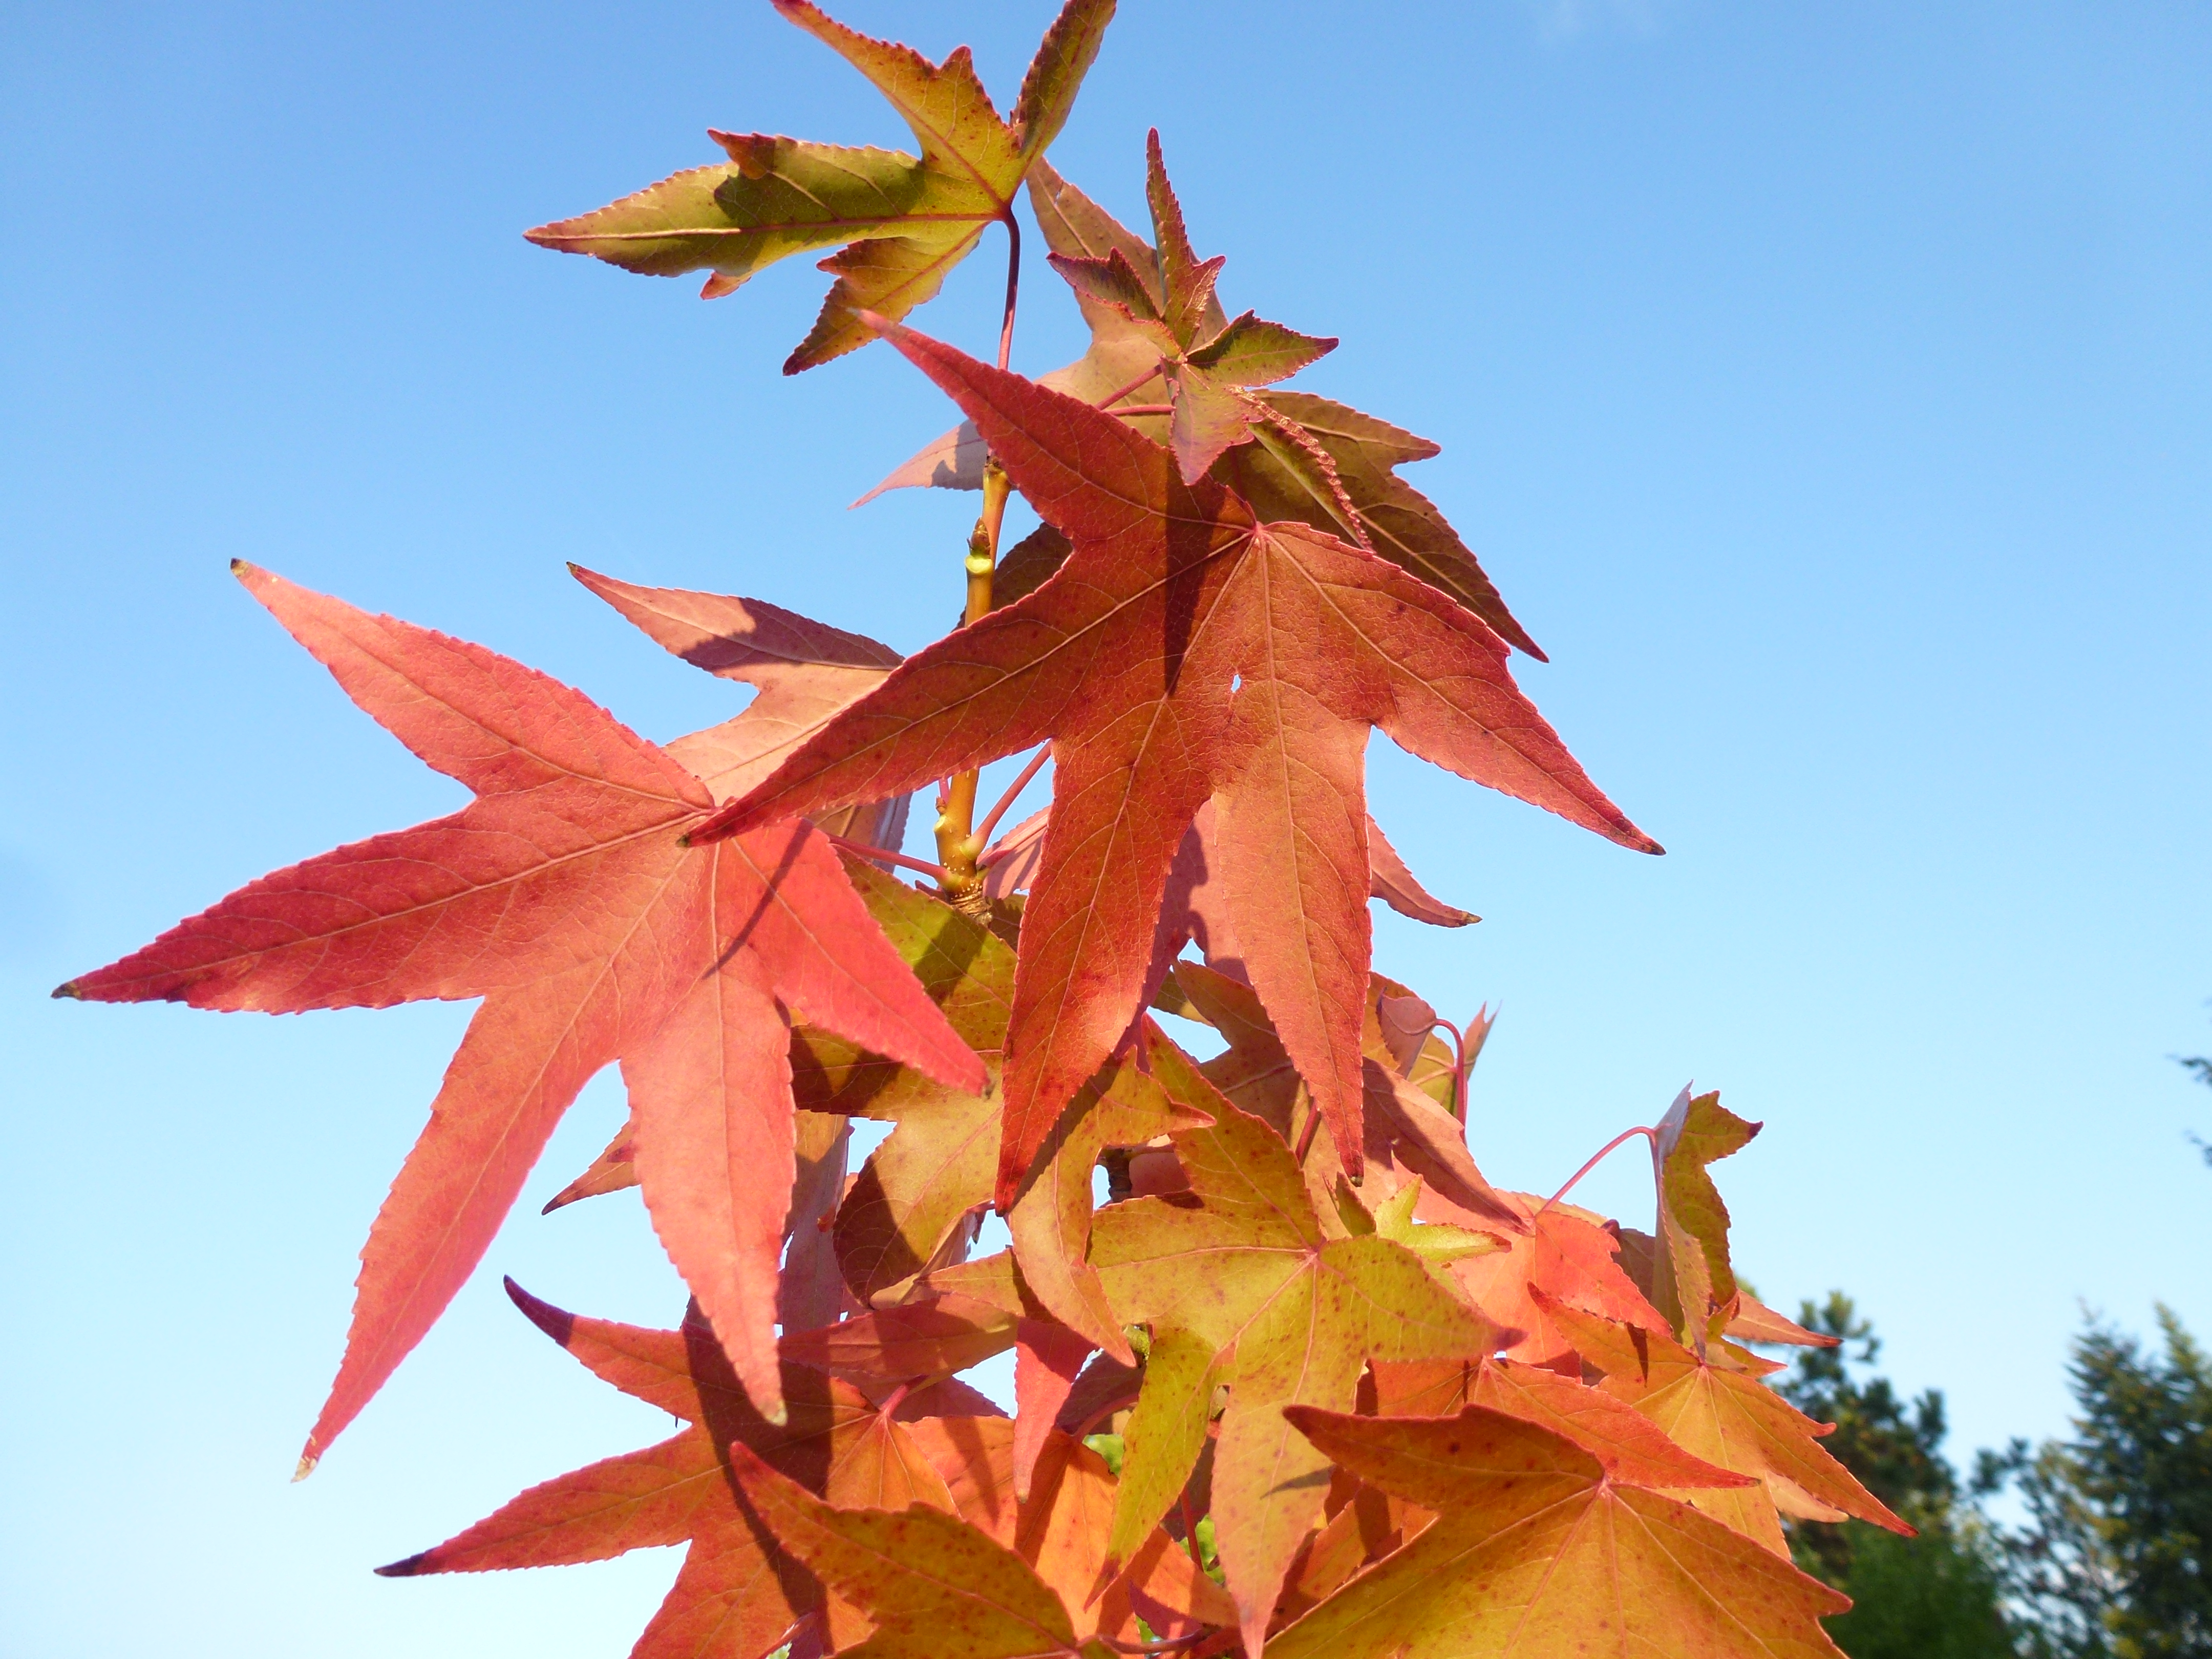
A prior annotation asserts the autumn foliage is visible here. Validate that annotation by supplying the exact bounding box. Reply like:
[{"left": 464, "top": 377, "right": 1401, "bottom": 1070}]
[{"left": 58, "top": 5, "right": 1903, "bottom": 1654}]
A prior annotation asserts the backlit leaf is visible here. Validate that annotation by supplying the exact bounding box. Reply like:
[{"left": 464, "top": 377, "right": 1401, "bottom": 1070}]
[
  {"left": 1086, "top": 1055, "right": 1496, "bottom": 1655},
  {"left": 377, "top": 1282, "right": 993, "bottom": 1659},
  {"left": 1649, "top": 1087, "right": 1762, "bottom": 1350},
  {"left": 727, "top": 1441, "right": 1111, "bottom": 1659},
  {"left": 57, "top": 567, "right": 980, "bottom": 1453},
  {"left": 703, "top": 326, "right": 1657, "bottom": 1206},
  {"left": 526, "top": 0, "right": 1116, "bottom": 373},
  {"left": 1542, "top": 1294, "right": 1912, "bottom": 1556},
  {"left": 1271, "top": 1405, "right": 1849, "bottom": 1659}
]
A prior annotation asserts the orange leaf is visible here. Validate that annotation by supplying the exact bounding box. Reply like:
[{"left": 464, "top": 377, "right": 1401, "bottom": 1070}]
[
  {"left": 1442, "top": 1192, "right": 1668, "bottom": 1371},
  {"left": 1273, "top": 1404, "right": 1848, "bottom": 1659},
  {"left": 1540, "top": 1294, "right": 1912, "bottom": 1556},
  {"left": 377, "top": 1282, "right": 995, "bottom": 1659},
  {"left": 727, "top": 1441, "right": 1113, "bottom": 1659}
]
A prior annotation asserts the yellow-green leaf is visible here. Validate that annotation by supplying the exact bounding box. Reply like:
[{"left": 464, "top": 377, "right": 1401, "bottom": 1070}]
[
  {"left": 1088, "top": 1071, "right": 1494, "bottom": 1654},
  {"left": 526, "top": 0, "right": 1115, "bottom": 372}
]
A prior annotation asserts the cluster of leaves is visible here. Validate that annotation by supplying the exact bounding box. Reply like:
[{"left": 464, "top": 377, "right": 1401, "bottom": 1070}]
[{"left": 57, "top": 4, "right": 1908, "bottom": 1655}]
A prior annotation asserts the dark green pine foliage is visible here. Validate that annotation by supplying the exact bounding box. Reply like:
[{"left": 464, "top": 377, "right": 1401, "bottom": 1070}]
[
  {"left": 1778, "top": 1293, "right": 2016, "bottom": 1659},
  {"left": 1984, "top": 1311, "right": 2212, "bottom": 1659},
  {"left": 2072, "top": 1313, "right": 2212, "bottom": 1658}
]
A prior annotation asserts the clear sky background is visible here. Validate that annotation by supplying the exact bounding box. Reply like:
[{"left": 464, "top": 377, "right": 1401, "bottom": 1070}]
[{"left": 3, "top": 2, "right": 2206, "bottom": 1653}]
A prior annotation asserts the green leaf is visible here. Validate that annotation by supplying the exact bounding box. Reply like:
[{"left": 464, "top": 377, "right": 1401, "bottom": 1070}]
[
  {"left": 1651, "top": 1087, "right": 1762, "bottom": 1349},
  {"left": 1185, "top": 311, "right": 1336, "bottom": 385},
  {"left": 526, "top": 0, "right": 1115, "bottom": 372}
]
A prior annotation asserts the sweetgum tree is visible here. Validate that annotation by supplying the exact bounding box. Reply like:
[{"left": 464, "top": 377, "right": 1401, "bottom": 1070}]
[{"left": 57, "top": 5, "right": 1907, "bottom": 1653}]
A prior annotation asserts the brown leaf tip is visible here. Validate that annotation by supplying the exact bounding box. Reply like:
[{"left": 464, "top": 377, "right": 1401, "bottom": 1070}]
[
  {"left": 503, "top": 1277, "right": 579, "bottom": 1348},
  {"left": 49, "top": 981, "right": 80, "bottom": 1000},
  {"left": 291, "top": 1451, "right": 319, "bottom": 1483},
  {"left": 373, "top": 1553, "right": 430, "bottom": 1578}
]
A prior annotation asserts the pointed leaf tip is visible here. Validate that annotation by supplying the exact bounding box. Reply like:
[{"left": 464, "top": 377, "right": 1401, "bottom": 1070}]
[
  {"left": 502, "top": 1277, "right": 578, "bottom": 1348},
  {"left": 50, "top": 981, "right": 78, "bottom": 999},
  {"left": 373, "top": 1554, "right": 428, "bottom": 1578},
  {"left": 292, "top": 1451, "right": 317, "bottom": 1482}
]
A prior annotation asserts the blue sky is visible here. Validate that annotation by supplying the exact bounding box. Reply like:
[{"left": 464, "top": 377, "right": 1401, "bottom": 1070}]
[{"left": 3, "top": 1, "right": 2207, "bottom": 1653}]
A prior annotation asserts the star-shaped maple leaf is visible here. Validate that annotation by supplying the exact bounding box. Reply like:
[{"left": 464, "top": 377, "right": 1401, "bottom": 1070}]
[
  {"left": 379, "top": 1281, "right": 999, "bottom": 1659},
  {"left": 538, "top": 568, "right": 913, "bottom": 1222},
  {"left": 699, "top": 322, "right": 1658, "bottom": 1206},
  {"left": 54, "top": 567, "right": 982, "bottom": 1460},
  {"left": 1270, "top": 1403, "right": 1849, "bottom": 1659},
  {"left": 862, "top": 155, "right": 1546, "bottom": 658},
  {"left": 526, "top": 0, "right": 1114, "bottom": 373},
  {"left": 1081, "top": 1050, "right": 1498, "bottom": 1657},
  {"left": 1598, "top": 1089, "right": 1841, "bottom": 1353},
  {"left": 1541, "top": 1295, "right": 1911, "bottom": 1558},
  {"left": 1645, "top": 1086, "right": 1762, "bottom": 1350}
]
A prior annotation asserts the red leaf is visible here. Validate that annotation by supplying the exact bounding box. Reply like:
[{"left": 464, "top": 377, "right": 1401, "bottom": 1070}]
[
  {"left": 866, "top": 160, "right": 1549, "bottom": 660},
  {"left": 1013, "top": 1318, "right": 1096, "bottom": 1501},
  {"left": 572, "top": 565, "right": 910, "bottom": 850},
  {"left": 57, "top": 567, "right": 980, "bottom": 1460},
  {"left": 703, "top": 330, "right": 1657, "bottom": 1206}
]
